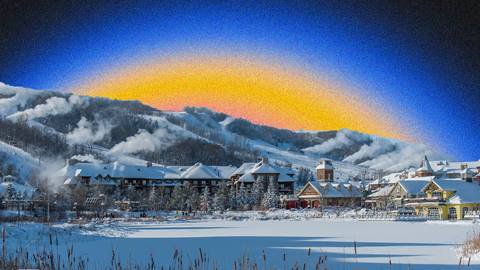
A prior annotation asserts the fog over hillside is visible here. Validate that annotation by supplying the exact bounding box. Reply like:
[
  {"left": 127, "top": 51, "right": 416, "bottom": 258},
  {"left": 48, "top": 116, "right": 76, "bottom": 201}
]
[{"left": 0, "top": 83, "right": 445, "bottom": 183}]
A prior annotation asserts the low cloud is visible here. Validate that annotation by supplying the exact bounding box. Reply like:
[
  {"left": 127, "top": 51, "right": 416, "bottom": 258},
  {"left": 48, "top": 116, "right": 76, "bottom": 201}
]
[
  {"left": 343, "top": 138, "right": 397, "bottom": 164},
  {"left": 303, "top": 129, "right": 371, "bottom": 155},
  {"left": 0, "top": 83, "right": 41, "bottom": 116},
  {"left": 359, "top": 143, "right": 445, "bottom": 172},
  {"left": 8, "top": 95, "right": 89, "bottom": 120},
  {"left": 66, "top": 116, "right": 113, "bottom": 145},
  {"left": 108, "top": 125, "right": 187, "bottom": 156}
]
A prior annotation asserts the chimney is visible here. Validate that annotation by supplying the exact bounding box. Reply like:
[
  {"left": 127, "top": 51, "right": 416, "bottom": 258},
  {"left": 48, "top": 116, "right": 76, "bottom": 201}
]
[
  {"left": 261, "top": 157, "right": 269, "bottom": 164},
  {"left": 67, "top": 158, "right": 79, "bottom": 166}
]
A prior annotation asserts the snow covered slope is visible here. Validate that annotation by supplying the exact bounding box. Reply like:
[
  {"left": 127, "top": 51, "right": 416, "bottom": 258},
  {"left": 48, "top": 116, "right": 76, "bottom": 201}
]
[
  {"left": 0, "top": 141, "right": 39, "bottom": 183},
  {"left": 0, "top": 82, "right": 445, "bottom": 183}
]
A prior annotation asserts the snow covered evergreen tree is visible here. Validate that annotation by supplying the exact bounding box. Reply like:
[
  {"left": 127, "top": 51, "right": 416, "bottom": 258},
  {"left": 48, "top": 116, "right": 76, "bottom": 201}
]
[
  {"left": 149, "top": 187, "right": 162, "bottom": 211},
  {"left": 170, "top": 184, "right": 184, "bottom": 210},
  {"left": 6, "top": 183, "right": 15, "bottom": 199},
  {"left": 126, "top": 184, "right": 139, "bottom": 201},
  {"left": 262, "top": 179, "right": 279, "bottom": 210},
  {"left": 251, "top": 177, "right": 265, "bottom": 209},
  {"left": 200, "top": 186, "right": 210, "bottom": 213},
  {"left": 296, "top": 167, "right": 314, "bottom": 188},
  {"left": 237, "top": 182, "right": 249, "bottom": 210},
  {"left": 212, "top": 182, "right": 228, "bottom": 211},
  {"left": 228, "top": 184, "right": 237, "bottom": 210},
  {"left": 185, "top": 183, "right": 200, "bottom": 212}
]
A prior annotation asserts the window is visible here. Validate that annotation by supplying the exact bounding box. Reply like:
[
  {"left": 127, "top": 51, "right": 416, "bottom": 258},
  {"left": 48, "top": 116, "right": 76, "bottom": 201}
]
[
  {"left": 427, "top": 207, "right": 439, "bottom": 218},
  {"left": 448, "top": 207, "right": 457, "bottom": 220},
  {"left": 432, "top": 191, "right": 442, "bottom": 199},
  {"left": 202, "top": 181, "right": 206, "bottom": 185}
]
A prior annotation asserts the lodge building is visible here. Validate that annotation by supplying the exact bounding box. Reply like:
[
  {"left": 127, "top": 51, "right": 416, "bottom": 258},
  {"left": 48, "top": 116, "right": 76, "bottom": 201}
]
[
  {"left": 297, "top": 159, "right": 363, "bottom": 208},
  {"left": 231, "top": 157, "right": 296, "bottom": 196}
]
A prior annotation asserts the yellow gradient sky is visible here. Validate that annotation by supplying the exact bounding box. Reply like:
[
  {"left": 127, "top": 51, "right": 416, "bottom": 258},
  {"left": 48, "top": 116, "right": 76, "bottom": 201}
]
[{"left": 73, "top": 52, "right": 409, "bottom": 141}]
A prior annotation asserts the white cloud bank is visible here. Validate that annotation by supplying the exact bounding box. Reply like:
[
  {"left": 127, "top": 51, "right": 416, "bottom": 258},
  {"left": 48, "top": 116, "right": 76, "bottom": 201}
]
[
  {"left": 0, "top": 83, "right": 42, "bottom": 116},
  {"left": 357, "top": 143, "right": 444, "bottom": 172},
  {"left": 303, "top": 129, "right": 371, "bottom": 155},
  {"left": 304, "top": 128, "right": 446, "bottom": 172},
  {"left": 7, "top": 95, "right": 89, "bottom": 120},
  {"left": 66, "top": 117, "right": 113, "bottom": 145}
]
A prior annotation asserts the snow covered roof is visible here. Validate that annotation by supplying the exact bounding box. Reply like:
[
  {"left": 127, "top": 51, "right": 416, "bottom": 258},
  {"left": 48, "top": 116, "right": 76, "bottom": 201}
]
[
  {"left": 231, "top": 163, "right": 255, "bottom": 176},
  {"left": 300, "top": 181, "right": 362, "bottom": 198},
  {"left": 63, "top": 178, "right": 77, "bottom": 185},
  {"left": 69, "top": 162, "right": 165, "bottom": 180},
  {"left": 237, "top": 173, "right": 255, "bottom": 183},
  {"left": 397, "top": 178, "right": 432, "bottom": 196},
  {"left": 278, "top": 173, "right": 294, "bottom": 182},
  {"left": 429, "top": 159, "right": 480, "bottom": 174},
  {"left": 252, "top": 161, "right": 280, "bottom": 174},
  {"left": 427, "top": 178, "right": 480, "bottom": 204},
  {"left": 180, "top": 163, "right": 222, "bottom": 179},
  {"left": 368, "top": 185, "right": 394, "bottom": 198},
  {"left": 63, "top": 161, "right": 237, "bottom": 183},
  {"left": 234, "top": 159, "right": 295, "bottom": 180}
]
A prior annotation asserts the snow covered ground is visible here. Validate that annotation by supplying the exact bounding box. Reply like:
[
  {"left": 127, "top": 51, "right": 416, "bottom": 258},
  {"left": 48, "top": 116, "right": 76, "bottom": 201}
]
[{"left": 5, "top": 218, "right": 480, "bottom": 269}]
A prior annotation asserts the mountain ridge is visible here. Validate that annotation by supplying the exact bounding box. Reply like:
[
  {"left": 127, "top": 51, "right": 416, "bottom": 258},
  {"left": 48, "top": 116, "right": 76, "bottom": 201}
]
[{"left": 0, "top": 83, "right": 445, "bottom": 182}]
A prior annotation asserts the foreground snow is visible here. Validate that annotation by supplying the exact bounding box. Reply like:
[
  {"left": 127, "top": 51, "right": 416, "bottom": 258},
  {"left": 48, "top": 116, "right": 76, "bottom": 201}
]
[{"left": 5, "top": 218, "right": 480, "bottom": 269}]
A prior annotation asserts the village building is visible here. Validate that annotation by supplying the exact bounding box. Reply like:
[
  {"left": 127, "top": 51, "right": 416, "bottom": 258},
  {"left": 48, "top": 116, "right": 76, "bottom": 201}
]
[
  {"left": 232, "top": 157, "right": 296, "bottom": 195},
  {"left": 405, "top": 179, "right": 480, "bottom": 220},
  {"left": 388, "top": 177, "right": 432, "bottom": 208},
  {"left": 62, "top": 159, "right": 237, "bottom": 193},
  {"left": 365, "top": 185, "right": 394, "bottom": 210},
  {"left": 297, "top": 159, "right": 363, "bottom": 208}
]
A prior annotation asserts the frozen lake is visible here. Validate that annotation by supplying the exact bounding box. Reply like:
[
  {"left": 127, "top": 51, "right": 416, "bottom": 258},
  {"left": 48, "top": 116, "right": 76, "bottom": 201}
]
[{"left": 7, "top": 219, "right": 480, "bottom": 269}]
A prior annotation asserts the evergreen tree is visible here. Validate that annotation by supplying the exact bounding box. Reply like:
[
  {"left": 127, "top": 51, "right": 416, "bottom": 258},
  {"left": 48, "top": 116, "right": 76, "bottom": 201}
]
[
  {"left": 6, "top": 183, "right": 15, "bottom": 199},
  {"left": 170, "top": 184, "right": 184, "bottom": 210},
  {"left": 212, "top": 182, "right": 228, "bottom": 211},
  {"left": 126, "top": 184, "right": 138, "bottom": 201},
  {"left": 228, "top": 184, "right": 237, "bottom": 210},
  {"left": 149, "top": 188, "right": 162, "bottom": 211},
  {"left": 112, "top": 187, "right": 123, "bottom": 201},
  {"left": 262, "top": 179, "right": 279, "bottom": 210},
  {"left": 237, "top": 182, "right": 250, "bottom": 210},
  {"left": 296, "top": 167, "right": 314, "bottom": 188},
  {"left": 188, "top": 186, "right": 200, "bottom": 212},
  {"left": 251, "top": 177, "right": 265, "bottom": 209},
  {"left": 200, "top": 186, "right": 210, "bottom": 213}
]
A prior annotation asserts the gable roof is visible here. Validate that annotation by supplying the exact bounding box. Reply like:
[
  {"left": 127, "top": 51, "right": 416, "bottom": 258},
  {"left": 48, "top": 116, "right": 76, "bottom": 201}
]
[
  {"left": 368, "top": 185, "right": 394, "bottom": 198},
  {"left": 425, "top": 178, "right": 480, "bottom": 204},
  {"left": 67, "top": 162, "right": 165, "bottom": 180},
  {"left": 180, "top": 163, "right": 221, "bottom": 179},
  {"left": 299, "top": 181, "right": 362, "bottom": 198},
  {"left": 231, "top": 162, "right": 255, "bottom": 177},
  {"left": 397, "top": 178, "right": 432, "bottom": 196}
]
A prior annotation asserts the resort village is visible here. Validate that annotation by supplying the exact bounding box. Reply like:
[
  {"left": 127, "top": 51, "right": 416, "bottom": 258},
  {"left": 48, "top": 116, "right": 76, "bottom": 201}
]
[{"left": 2, "top": 155, "right": 480, "bottom": 221}]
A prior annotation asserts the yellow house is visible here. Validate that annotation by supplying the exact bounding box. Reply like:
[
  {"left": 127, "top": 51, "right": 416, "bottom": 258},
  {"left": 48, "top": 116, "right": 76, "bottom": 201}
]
[{"left": 407, "top": 179, "right": 480, "bottom": 220}]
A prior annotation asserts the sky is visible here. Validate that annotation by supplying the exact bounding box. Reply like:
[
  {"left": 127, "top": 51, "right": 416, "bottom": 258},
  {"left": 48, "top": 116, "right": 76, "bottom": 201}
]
[{"left": 0, "top": 1, "right": 479, "bottom": 160}]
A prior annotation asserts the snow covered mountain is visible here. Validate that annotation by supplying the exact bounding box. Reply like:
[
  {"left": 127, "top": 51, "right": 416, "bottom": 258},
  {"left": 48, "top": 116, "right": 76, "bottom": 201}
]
[{"left": 0, "top": 82, "right": 445, "bottom": 182}]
